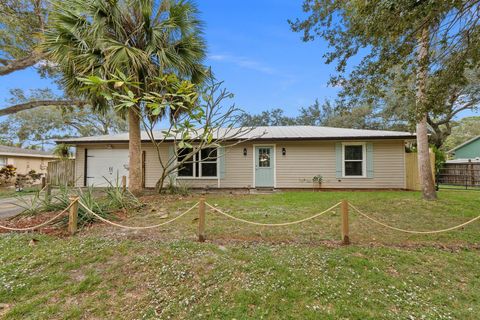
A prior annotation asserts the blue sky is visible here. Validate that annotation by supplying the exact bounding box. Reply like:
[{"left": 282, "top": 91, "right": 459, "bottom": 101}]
[
  {"left": 0, "top": 0, "right": 477, "bottom": 118},
  {"left": 0, "top": 0, "right": 340, "bottom": 117}
]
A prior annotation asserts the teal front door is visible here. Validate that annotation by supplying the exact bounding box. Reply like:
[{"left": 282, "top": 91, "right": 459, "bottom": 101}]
[{"left": 255, "top": 146, "right": 275, "bottom": 187}]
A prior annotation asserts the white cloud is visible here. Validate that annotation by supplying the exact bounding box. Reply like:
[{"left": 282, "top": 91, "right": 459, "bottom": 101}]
[
  {"left": 35, "top": 60, "right": 58, "bottom": 68},
  {"left": 208, "top": 53, "right": 276, "bottom": 75}
]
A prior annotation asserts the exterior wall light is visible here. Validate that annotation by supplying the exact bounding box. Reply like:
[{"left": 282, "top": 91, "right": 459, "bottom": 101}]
[
  {"left": 282, "top": 148, "right": 286, "bottom": 156},
  {"left": 243, "top": 148, "right": 247, "bottom": 156}
]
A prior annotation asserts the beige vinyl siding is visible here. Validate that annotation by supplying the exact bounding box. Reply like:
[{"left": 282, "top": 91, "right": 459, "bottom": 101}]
[
  {"left": 144, "top": 144, "right": 218, "bottom": 188},
  {"left": 275, "top": 140, "right": 405, "bottom": 189},
  {"left": 220, "top": 142, "right": 253, "bottom": 188},
  {"left": 6, "top": 156, "right": 51, "bottom": 175},
  {"left": 74, "top": 139, "right": 405, "bottom": 189},
  {"left": 74, "top": 147, "right": 84, "bottom": 187},
  {"left": 176, "top": 178, "right": 218, "bottom": 188},
  {"left": 142, "top": 144, "right": 168, "bottom": 188}
]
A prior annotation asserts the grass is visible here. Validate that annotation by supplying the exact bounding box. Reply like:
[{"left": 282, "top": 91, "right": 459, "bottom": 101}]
[
  {"left": 122, "top": 190, "right": 480, "bottom": 246},
  {"left": 0, "top": 190, "right": 479, "bottom": 319}
]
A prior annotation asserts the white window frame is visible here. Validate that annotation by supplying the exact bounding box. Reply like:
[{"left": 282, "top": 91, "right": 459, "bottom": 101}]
[
  {"left": 0, "top": 156, "right": 7, "bottom": 167},
  {"left": 342, "top": 142, "right": 366, "bottom": 178},
  {"left": 177, "top": 147, "right": 218, "bottom": 179}
]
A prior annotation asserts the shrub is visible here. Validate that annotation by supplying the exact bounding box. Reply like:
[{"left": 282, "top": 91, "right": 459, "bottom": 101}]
[
  {"left": 164, "top": 175, "right": 190, "bottom": 195},
  {"left": 0, "top": 165, "right": 16, "bottom": 185},
  {"left": 14, "top": 184, "right": 143, "bottom": 227},
  {"left": 15, "top": 170, "right": 42, "bottom": 190}
]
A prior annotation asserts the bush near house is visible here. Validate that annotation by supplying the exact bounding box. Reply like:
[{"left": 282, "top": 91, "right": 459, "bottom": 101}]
[
  {"left": 15, "top": 170, "right": 42, "bottom": 191},
  {"left": 0, "top": 165, "right": 17, "bottom": 186}
]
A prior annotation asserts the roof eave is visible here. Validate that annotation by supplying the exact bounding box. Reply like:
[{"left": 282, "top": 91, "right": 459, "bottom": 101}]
[
  {"left": 447, "top": 135, "right": 480, "bottom": 153},
  {"left": 56, "top": 135, "right": 415, "bottom": 144},
  {"left": 0, "top": 152, "right": 57, "bottom": 158}
]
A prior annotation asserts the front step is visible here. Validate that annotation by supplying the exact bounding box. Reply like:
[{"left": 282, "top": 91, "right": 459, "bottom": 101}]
[{"left": 249, "top": 188, "right": 276, "bottom": 194}]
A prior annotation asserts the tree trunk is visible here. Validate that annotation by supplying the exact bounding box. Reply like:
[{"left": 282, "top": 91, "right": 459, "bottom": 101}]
[
  {"left": 416, "top": 26, "right": 437, "bottom": 200},
  {"left": 128, "top": 106, "right": 143, "bottom": 194}
]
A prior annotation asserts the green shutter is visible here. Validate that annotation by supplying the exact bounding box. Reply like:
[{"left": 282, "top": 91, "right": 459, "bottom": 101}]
[
  {"left": 335, "top": 143, "right": 342, "bottom": 178},
  {"left": 218, "top": 146, "right": 226, "bottom": 179},
  {"left": 168, "top": 144, "right": 177, "bottom": 178},
  {"left": 366, "top": 142, "right": 374, "bottom": 178}
]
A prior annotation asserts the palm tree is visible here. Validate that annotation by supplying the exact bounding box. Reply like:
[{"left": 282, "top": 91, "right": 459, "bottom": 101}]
[{"left": 44, "top": 0, "right": 206, "bottom": 193}]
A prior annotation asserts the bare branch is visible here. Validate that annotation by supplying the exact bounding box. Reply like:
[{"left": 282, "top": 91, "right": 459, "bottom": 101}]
[
  {"left": 0, "top": 100, "right": 86, "bottom": 116},
  {"left": 0, "top": 51, "right": 46, "bottom": 76}
]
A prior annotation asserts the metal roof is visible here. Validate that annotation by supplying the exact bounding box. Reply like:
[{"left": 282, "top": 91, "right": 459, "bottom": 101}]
[
  {"left": 56, "top": 126, "right": 415, "bottom": 144},
  {"left": 0, "top": 145, "right": 56, "bottom": 158}
]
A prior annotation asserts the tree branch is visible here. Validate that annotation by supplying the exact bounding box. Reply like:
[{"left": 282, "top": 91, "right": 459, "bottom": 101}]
[
  {"left": 0, "top": 51, "right": 46, "bottom": 76},
  {"left": 0, "top": 100, "right": 86, "bottom": 116}
]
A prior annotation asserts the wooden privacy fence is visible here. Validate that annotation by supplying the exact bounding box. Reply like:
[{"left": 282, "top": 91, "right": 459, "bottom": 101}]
[
  {"left": 405, "top": 152, "right": 435, "bottom": 191},
  {"left": 47, "top": 160, "right": 75, "bottom": 187},
  {"left": 437, "top": 161, "right": 480, "bottom": 189}
]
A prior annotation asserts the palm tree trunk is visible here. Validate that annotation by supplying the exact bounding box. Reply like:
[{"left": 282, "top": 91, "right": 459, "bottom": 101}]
[
  {"left": 128, "top": 106, "right": 143, "bottom": 194},
  {"left": 416, "top": 26, "right": 437, "bottom": 200}
]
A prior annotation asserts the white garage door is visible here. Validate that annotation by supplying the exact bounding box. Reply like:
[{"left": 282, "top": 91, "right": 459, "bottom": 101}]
[{"left": 86, "top": 149, "right": 129, "bottom": 187}]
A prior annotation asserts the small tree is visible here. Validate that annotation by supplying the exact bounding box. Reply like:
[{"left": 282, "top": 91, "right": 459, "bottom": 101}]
[
  {"left": 142, "top": 77, "right": 257, "bottom": 192},
  {"left": 80, "top": 74, "right": 261, "bottom": 192},
  {"left": 53, "top": 144, "right": 72, "bottom": 160}
]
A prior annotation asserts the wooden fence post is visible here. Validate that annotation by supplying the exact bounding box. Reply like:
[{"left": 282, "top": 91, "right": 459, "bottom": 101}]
[
  {"left": 121, "top": 175, "right": 127, "bottom": 192},
  {"left": 68, "top": 197, "right": 79, "bottom": 235},
  {"left": 198, "top": 196, "right": 206, "bottom": 242},
  {"left": 45, "top": 183, "right": 52, "bottom": 205},
  {"left": 41, "top": 176, "right": 46, "bottom": 189},
  {"left": 341, "top": 200, "right": 350, "bottom": 245}
]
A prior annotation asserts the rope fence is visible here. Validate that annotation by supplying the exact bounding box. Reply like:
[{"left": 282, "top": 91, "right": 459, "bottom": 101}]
[
  {"left": 348, "top": 203, "right": 480, "bottom": 235},
  {"left": 0, "top": 199, "right": 75, "bottom": 231},
  {"left": 77, "top": 200, "right": 199, "bottom": 230},
  {"left": 0, "top": 196, "right": 479, "bottom": 244},
  {"left": 205, "top": 202, "right": 342, "bottom": 227}
]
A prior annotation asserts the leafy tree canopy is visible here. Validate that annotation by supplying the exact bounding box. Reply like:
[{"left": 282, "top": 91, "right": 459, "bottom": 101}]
[
  {"left": 240, "top": 99, "right": 407, "bottom": 130},
  {"left": 0, "top": 89, "right": 127, "bottom": 149},
  {"left": 290, "top": 0, "right": 480, "bottom": 139},
  {"left": 290, "top": 1, "right": 480, "bottom": 102}
]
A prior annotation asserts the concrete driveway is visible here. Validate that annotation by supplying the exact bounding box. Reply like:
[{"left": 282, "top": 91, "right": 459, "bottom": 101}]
[{"left": 0, "top": 196, "right": 28, "bottom": 219}]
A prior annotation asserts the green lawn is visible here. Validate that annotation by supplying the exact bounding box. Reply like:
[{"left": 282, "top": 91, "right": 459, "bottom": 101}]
[{"left": 0, "top": 190, "right": 479, "bottom": 319}]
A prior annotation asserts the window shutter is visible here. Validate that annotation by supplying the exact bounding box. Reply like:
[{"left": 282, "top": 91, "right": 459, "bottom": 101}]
[
  {"left": 218, "top": 146, "right": 226, "bottom": 179},
  {"left": 168, "top": 144, "right": 177, "bottom": 178},
  {"left": 335, "top": 143, "right": 342, "bottom": 178},
  {"left": 366, "top": 142, "right": 374, "bottom": 178}
]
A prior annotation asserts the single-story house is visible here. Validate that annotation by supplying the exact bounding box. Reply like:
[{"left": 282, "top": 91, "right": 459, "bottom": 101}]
[
  {"left": 448, "top": 135, "right": 480, "bottom": 162},
  {"left": 58, "top": 126, "right": 416, "bottom": 190},
  {"left": 0, "top": 145, "right": 57, "bottom": 175}
]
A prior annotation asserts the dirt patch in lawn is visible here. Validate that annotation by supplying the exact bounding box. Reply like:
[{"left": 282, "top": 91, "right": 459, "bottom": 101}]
[{"left": 0, "top": 211, "right": 70, "bottom": 237}]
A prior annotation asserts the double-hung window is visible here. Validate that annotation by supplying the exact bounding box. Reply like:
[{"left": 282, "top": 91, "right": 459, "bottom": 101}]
[
  {"left": 0, "top": 156, "right": 7, "bottom": 167},
  {"left": 343, "top": 143, "right": 365, "bottom": 177},
  {"left": 177, "top": 147, "right": 218, "bottom": 178}
]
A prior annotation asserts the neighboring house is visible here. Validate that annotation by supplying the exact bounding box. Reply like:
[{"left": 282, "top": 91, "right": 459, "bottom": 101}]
[
  {"left": 57, "top": 126, "right": 416, "bottom": 190},
  {"left": 0, "top": 145, "right": 57, "bottom": 175},
  {"left": 448, "top": 136, "right": 480, "bottom": 162}
]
